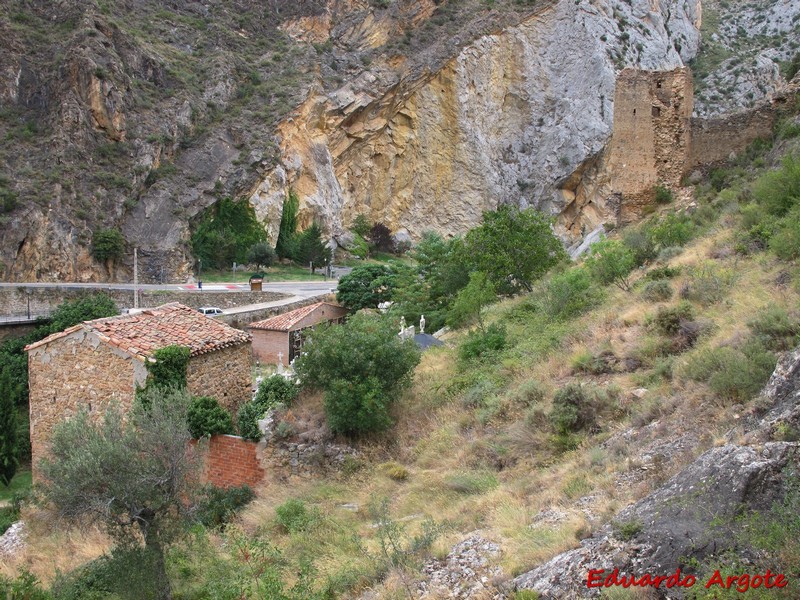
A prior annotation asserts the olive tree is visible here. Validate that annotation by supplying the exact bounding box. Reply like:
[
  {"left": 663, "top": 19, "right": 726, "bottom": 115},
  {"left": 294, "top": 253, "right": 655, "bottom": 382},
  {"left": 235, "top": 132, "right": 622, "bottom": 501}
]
[{"left": 39, "top": 386, "right": 204, "bottom": 600}]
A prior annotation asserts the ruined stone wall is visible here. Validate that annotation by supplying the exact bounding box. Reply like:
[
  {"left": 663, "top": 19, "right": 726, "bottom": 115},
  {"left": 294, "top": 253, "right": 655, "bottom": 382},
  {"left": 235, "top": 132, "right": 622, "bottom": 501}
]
[
  {"left": 608, "top": 68, "right": 692, "bottom": 223},
  {"left": 186, "top": 343, "right": 253, "bottom": 415},
  {"left": 689, "top": 107, "right": 777, "bottom": 168},
  {"left": 27, "top": 330, "right": 145, "bottom": 478}
]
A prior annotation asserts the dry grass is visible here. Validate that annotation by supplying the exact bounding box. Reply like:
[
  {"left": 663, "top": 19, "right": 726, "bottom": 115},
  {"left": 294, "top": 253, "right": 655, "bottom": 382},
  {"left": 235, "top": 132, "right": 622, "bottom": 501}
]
[{"left": 0, "top": 507, "right": 110, "bottom": 584}]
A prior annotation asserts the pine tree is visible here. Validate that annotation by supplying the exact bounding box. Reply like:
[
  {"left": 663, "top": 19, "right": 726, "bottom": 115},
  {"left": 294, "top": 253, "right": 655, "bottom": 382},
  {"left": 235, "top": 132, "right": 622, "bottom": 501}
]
[
  {"left": 276, "top": 190, "right": 299, "bottom": 259},
  {"left": 295, "top": 223, "right": 331, "bottom": 273}
]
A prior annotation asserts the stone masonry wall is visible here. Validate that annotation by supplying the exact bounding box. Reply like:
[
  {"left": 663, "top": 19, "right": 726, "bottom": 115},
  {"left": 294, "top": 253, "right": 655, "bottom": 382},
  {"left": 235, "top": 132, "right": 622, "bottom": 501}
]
[
  {"left": 608, "top": 68, "right": 692, "bottom": 223},
  {"left": 186, "top": 343, "right": 253, "bottom": 416},
  {"left": 27, "top": 329, "right": 143, "bottom": 478},
  {"left": 0, "top": 287, "right": 286, "bottom": 318},
  {"left": 689, "top": 107, "right": 776, "bottom": 168},
  {"left": 201, "top": 435, "right": 265, "bottom": 489}
]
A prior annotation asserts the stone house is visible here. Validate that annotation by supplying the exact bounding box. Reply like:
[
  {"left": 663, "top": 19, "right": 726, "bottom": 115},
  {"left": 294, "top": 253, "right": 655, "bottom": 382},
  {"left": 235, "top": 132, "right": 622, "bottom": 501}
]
[
  {"left": 249, "top": 302, "right": 348, "bottom": 366},
  {"left": 25, "top": 303, "right": 252, "bottom": 475}
]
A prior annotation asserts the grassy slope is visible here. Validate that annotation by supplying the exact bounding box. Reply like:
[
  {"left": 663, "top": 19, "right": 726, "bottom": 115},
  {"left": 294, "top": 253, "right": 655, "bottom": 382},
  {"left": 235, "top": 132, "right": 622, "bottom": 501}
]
[{"left": 5, "top": 129, "right": 800, "bottom": 597}]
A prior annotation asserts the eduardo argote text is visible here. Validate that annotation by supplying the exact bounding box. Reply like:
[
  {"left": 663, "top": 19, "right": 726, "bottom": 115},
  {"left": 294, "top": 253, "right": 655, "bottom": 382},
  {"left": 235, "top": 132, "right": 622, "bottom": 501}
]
[{"left": 587, "top": 567, "right": 788, "bottom": 593}]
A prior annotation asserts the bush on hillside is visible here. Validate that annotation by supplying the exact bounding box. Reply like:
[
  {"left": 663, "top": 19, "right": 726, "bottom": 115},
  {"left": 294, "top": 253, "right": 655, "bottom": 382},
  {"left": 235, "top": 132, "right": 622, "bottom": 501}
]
[
  {"left": 747, "top": 306, "right": 800, "bottom": 352},
  {"left": 549, "top": 383, "right": 603, "bottom": 435},
  {"left": 584, "top": 238, "right": 636, "bottom": 291},
  {"left": 186, "top": 396, "right": 233, "bottom": 439},
  {"left": 458, "top": 323, "right": 507, "bottom": 361},
  {"left": 541, "top": 267, "right": 604, "bottom": 320},
  {"left": 641, "top": 280, "right": 673, "bottom": 302},
  {"left": 752, "top": 154, "right": 800, "bottom": 217},
  {"left": 195, "top": 484, "right": 255, "bottom": 528}
]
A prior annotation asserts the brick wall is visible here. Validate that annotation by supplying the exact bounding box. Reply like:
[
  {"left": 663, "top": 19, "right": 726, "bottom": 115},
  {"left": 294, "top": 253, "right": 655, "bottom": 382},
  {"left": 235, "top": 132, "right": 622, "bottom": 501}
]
[
  {"left": 202, "top": 435, "right": 265, "bottom": 489},
  {"left": 251, "top": 329, "right": 289, "bottom": 366},
  {"left": 186, "top": 343, "right": 253, "bottom": 415}
]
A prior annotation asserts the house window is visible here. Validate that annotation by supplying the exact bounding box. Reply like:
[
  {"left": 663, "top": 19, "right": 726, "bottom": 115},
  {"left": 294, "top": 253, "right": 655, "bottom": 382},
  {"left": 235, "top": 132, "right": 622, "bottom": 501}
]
[{"left": 651, "top": 106, "right": 661, "bottom": 117}]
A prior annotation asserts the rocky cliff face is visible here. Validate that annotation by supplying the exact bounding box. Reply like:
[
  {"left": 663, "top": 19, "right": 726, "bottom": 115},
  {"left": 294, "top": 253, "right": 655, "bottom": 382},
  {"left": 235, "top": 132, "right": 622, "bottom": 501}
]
[
  {"left": 0, "top": 0, "right": 702, "bottom": 282},
  {"left": 250, "top": 0, "right": 702, "bottom": 246}
]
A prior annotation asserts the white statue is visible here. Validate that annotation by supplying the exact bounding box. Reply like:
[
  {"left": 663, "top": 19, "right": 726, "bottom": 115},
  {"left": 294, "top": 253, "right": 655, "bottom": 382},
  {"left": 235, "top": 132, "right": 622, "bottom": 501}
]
[{"left": 420, "top": 314, "right": 426, "bottom": 333}]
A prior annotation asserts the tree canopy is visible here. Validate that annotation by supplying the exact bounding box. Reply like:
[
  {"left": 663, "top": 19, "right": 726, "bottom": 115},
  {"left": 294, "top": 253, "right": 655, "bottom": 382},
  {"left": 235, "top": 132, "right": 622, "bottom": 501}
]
[
  {"left": 294, "top": 313, "right": 420, "bottom": 435},
  {"left": 191, "top": 197, "right": 267, "bottom": 270},
  {"left": 39, "top": 386, "right": 203, "bottom": 599},
  {"left": 336, "top": 264, "right": 399, "bottom": 310},
  {"left": 463, "top": 206, "right": 566, "bottom": 294}
]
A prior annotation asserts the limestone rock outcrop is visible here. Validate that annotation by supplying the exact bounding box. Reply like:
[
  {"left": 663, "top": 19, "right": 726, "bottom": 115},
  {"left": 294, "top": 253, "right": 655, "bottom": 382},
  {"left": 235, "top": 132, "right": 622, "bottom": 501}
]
[{"left": 250, "top": 0, "right": 702, "bottom": 244}]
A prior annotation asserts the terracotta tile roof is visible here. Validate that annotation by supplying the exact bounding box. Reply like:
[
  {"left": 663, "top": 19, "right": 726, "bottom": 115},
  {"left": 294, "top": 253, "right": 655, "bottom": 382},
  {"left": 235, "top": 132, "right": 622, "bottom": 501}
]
[
  {"left": 25, "top": 303, "right": 251, "bottom": 358},
  {"left": 248, "top": 302, "right": 345, "bottom": 332}
]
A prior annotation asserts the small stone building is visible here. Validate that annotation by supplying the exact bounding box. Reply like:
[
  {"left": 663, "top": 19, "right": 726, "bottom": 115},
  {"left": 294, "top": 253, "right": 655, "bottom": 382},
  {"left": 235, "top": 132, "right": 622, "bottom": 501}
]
[
  {"left": 249, "top": 302, "right": 348, "bottom": 366},
  {"left": 25, "top": 303, "right": 252, "bottom": 475}
]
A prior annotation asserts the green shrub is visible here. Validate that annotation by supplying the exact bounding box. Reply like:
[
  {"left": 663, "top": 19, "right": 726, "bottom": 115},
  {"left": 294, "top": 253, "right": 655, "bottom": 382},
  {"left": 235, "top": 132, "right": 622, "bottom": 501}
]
[
  {"left": 681, "top": 340, "right": 776, "bottom": 403},
  {"left": 641, "top": 280, "right": 673, "bottom": 302},
  {"left": 584, "top": 238, "right": 636, "bottom": 291},
  {"left": 275, "top": 499, "right": 317, "bottom": 533},
  {"left": 0, "top": 507, "right": 17, "bottom": 535},
  {"left": 509, "top": 380, "right": 546, "bottom": 407},
  {"left": 645, "top": 212, "right": 696, "bottom": 249},
  {"left": 186, "top": 396, "right": 233, "bottom": 439},
  {"left": 679, "top": 264, "right": 737, "bottom": 306},
  {"left": 458, "top": 323, "right": 507, "bottom": 361},
  {"left": 654, "top": 184, "right": 673, "bottom": 204},
  {"left": 752, "top": 154, "right": 800, "bottom": 217},
  {"left": 571, "top": 349, "right": 615, "bottom": 375},
  {"left": 747, "top": 306, "right": 800, "bottom": 352},
  {"left": 255, "top": 375, "right": 299, "bottom": 408},
  {"left": 236, "top": 376, "right": 299, "bottom": 441},
  {"left": 0, "top": 571, "right": 50, "bottom": 600},
  {"left": 324, "top": 377, "right": 392, "bottom": 435},
  {"left": 645, "top": 265, "right": 681, "bottom": 280},
  {"left": 541, "top": 267, "right": 604, "bottom": 320},
  {"left": 648, "top": 302, "right": 695, "bottom": 336},
  {"left": 622, "top": 229, "right": 657, "bottom": 266},
  {"left": 656, "top": 246, "right": 684, "bottom": 262},
  {"left": 769, "top": 206, "right": 800, "bottom": 260},
  {"left": 195, "top": 484, "right": 255, "bottom": 528},
  {"left": 91, "top": 228, "right": 126, "bottom": 263},
  {"left": 510, "top": 591, "right": 540, "bottom": 600},
  {"left": 51, "top": 547, "right": 165, "bottom": 600},
  {"left": 295, "top": 313, "right": 420, "bottom": 436},
  {"left": 190, "top": 196, "right": 267, "bottom": 270},
  {"left": 549, "top": 383, "right": 604, "bottom": 435},
  {"left": 236, "top": 400, "right": 266, "bottom": 442}
]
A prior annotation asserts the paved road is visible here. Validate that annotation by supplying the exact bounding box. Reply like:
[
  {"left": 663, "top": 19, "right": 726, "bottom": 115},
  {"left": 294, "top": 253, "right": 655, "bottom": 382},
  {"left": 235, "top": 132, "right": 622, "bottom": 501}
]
[{"left": 0, "top": 280, "right": 337, "bottom": 294}]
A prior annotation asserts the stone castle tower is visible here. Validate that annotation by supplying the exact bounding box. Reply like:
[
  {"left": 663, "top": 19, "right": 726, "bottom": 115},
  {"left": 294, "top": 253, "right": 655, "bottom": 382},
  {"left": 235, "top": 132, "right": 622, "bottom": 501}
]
[{"left": 606, "top": 67, "right": 694, "bottom": 222}]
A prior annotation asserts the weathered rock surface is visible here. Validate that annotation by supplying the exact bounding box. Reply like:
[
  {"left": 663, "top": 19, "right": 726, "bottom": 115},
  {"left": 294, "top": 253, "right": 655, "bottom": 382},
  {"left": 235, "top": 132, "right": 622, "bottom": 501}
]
[
  {"left": 514, "top": 443, "right": 798, "bottom": 598},
  {"left": 0, "top": 521, "right": 26, "bottom": 557},
  {"left": 419, "top": 533, "right": 504, "bottom": 599},
  {"left": 693, "top": 0, "right": 800, "bottom": 118},
  {"left": 254, "top": 0, "right": 701, "bottom": 244},
  {"left": 0, "top": 0, "right": 702, "bottom": 281}
]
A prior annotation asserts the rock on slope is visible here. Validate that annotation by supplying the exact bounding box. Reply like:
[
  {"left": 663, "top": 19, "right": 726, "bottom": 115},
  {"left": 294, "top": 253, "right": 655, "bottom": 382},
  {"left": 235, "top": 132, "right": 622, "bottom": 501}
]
[{"left": 513, "top": 349, "right": 800, "bottom": 598}]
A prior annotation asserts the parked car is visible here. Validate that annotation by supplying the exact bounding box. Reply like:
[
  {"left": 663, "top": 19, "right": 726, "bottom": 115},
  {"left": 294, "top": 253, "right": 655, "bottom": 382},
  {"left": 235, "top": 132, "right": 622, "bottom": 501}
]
[{"left": 198, "top": 306, "right": 224, "bottom": 316}]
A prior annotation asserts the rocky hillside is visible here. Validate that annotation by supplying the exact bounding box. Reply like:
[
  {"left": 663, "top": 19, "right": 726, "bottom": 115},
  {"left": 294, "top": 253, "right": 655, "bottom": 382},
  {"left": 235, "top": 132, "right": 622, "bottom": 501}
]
[
  {"left": 1, "top": 0, "right": 700, "bottom": 283},
  {"left": 691, "top": 0, "right": 800, "bottom": 117}
]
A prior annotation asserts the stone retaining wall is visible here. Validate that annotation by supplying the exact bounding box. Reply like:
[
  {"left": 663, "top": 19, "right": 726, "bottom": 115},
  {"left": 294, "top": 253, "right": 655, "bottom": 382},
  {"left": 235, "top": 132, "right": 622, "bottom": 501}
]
[{"left": 0, "top": 287, "right": 287, "bottom": 317}]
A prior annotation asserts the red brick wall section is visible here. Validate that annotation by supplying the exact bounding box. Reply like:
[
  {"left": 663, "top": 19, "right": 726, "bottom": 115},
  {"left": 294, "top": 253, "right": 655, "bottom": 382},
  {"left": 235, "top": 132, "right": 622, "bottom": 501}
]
[{"left": 201, "top": 434, "right": 265, "bottom": 489}]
